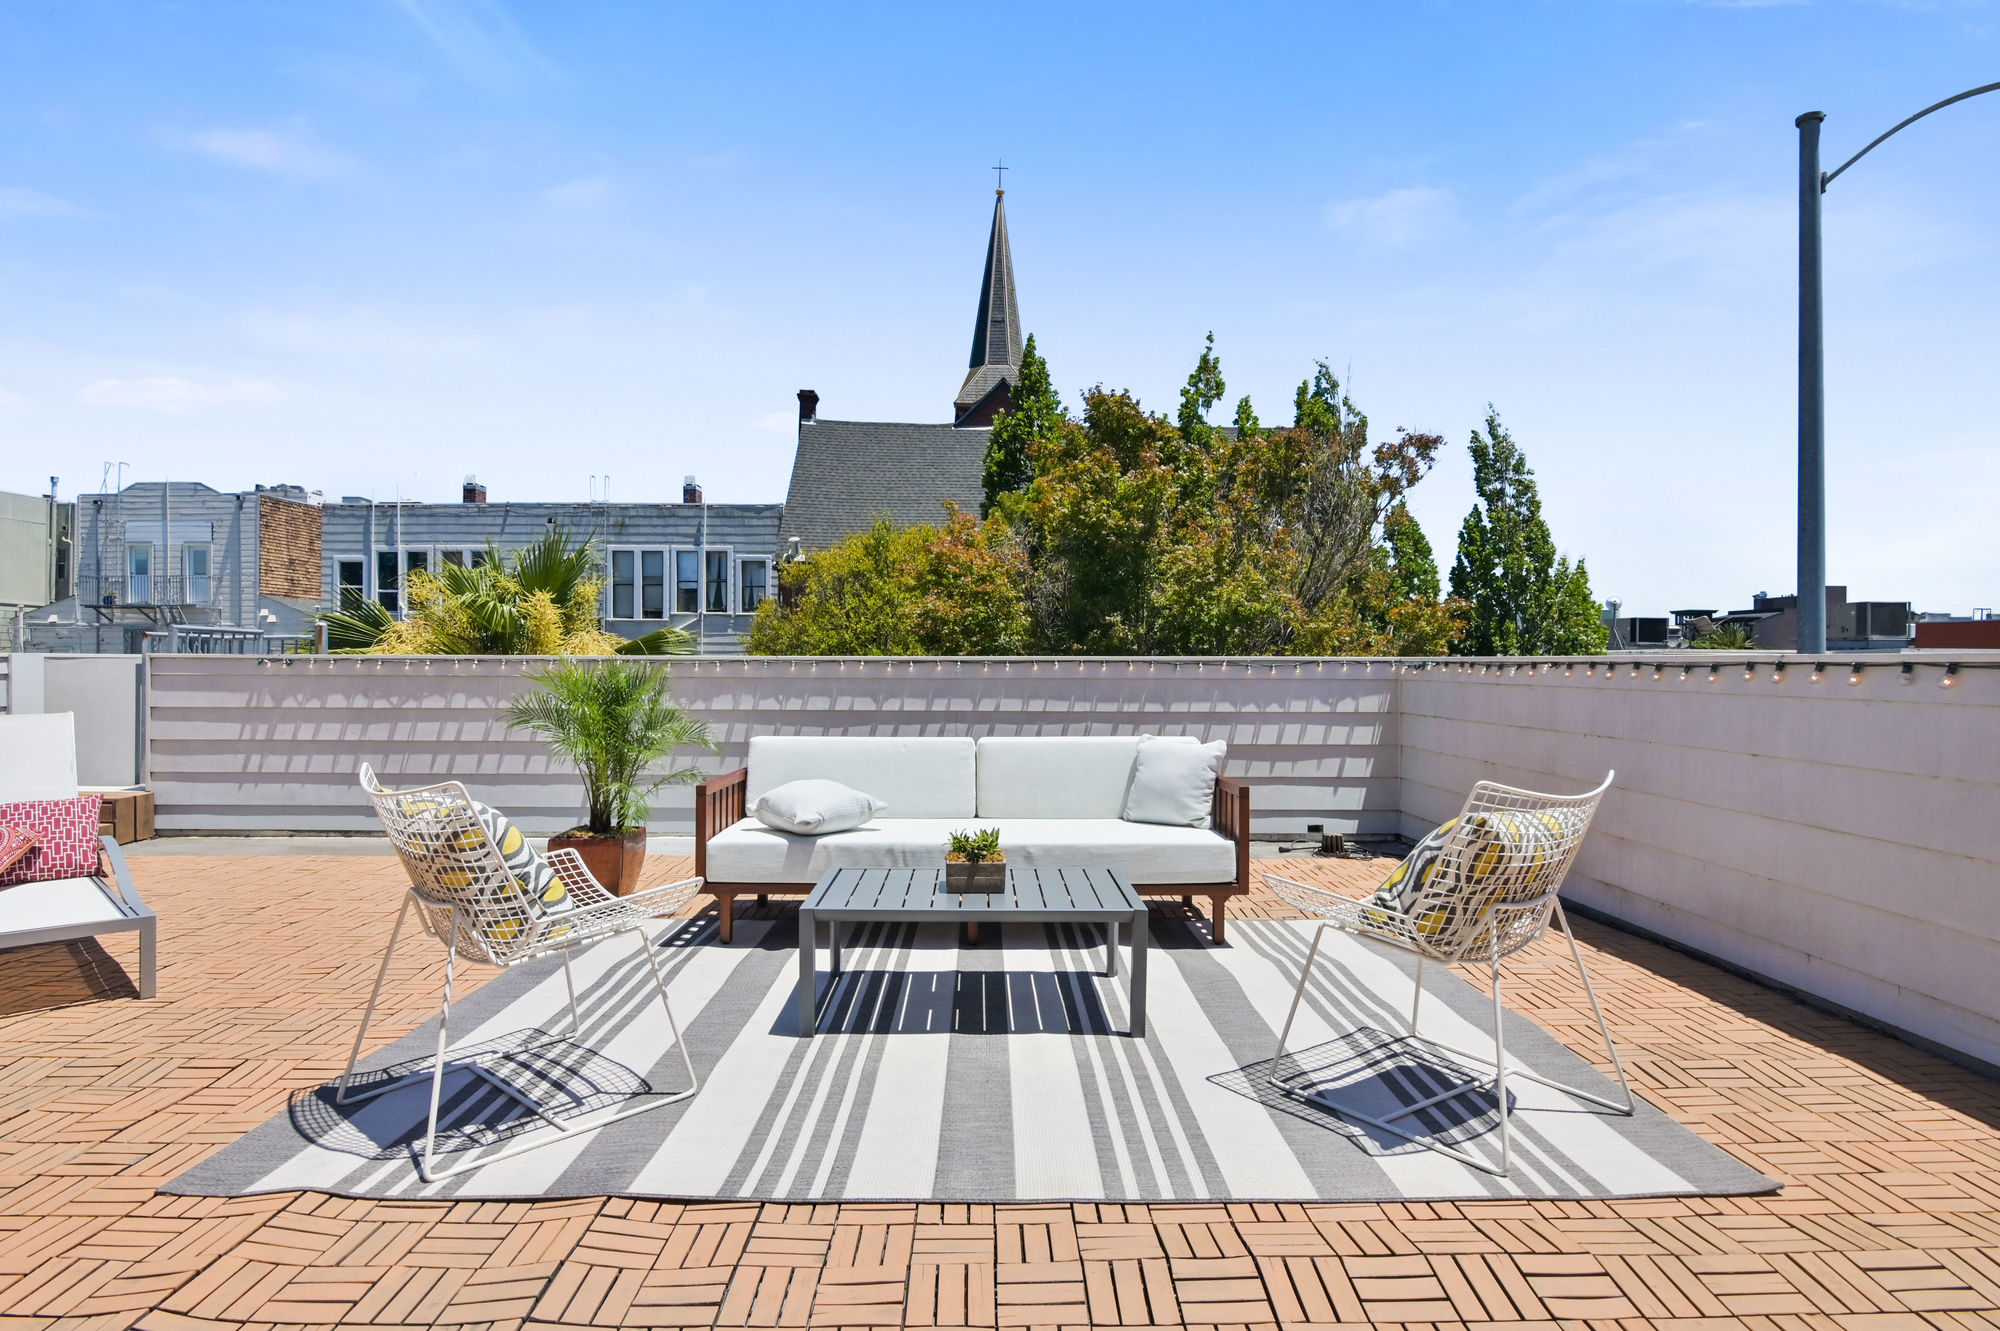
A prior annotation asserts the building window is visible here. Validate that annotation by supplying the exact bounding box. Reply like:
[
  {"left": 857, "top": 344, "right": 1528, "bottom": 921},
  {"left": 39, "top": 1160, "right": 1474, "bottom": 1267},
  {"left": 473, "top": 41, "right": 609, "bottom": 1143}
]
[
  {"left": 405, "top": 549, "right": 428, "bottom": 580},
  {"left": 438, "top": 547, "right": 486, "bottom": 569},
  {"left": 641, "top": 550, "right": 665, "bottom": 619},
  {"left": 376, "top": 551, "right": 399, "bottom": 612},
  {"left": 184, "top": 544, "right": 212, "bottom": 605},
  {"left": 676, "top": 550, "right": 699, "bottom": 614},
  {"left": 705, "top": 550, "right": 730, "bottom": 613},
  {"left": 338, "top": 559, "right": 365, "bottom": 612},
  {"left": 127, "top": 544, "right": 152, "bottom": 604},
  {"left": 611, "top": 549, "right": 635, "bottom": 619},
  {"left": 740, "top": 559, "right": 769, "bottom": 612}
]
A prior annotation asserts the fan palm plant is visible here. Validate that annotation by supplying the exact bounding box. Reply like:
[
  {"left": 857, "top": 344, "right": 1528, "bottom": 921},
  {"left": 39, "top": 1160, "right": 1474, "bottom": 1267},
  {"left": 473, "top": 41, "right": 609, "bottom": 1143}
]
[
  {"left": 506, "top": 658, "right": 715, "bottom": 835},
  {"left": 319, "top": 525, "right": 693, "bottom": 656}
]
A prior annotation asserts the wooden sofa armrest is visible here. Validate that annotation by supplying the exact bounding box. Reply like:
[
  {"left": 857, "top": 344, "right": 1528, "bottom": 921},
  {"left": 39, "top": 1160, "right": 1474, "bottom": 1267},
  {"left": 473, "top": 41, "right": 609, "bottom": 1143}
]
[
  {"left": 1213, "top": 776, "right": 1251, "bottom": 892},
  {"left": 694, "top": 768, "right": 749, "bottom": 881}
]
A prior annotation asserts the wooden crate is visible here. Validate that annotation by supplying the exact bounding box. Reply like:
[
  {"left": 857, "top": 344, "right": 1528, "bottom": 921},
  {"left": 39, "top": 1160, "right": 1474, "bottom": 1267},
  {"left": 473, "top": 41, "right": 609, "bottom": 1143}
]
[{"left": 98, "top": 790, "right": 156, "bottom": 844}]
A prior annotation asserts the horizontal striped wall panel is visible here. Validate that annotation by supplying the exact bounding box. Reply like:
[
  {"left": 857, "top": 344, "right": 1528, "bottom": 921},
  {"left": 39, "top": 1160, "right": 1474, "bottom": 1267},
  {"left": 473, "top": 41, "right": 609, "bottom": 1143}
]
[
  {"left": 145, "top": 656, "right": 1400, "bottom": 836},
  {"left": 1398, "top": 660, "right": 2000, "bottom": 1069}
]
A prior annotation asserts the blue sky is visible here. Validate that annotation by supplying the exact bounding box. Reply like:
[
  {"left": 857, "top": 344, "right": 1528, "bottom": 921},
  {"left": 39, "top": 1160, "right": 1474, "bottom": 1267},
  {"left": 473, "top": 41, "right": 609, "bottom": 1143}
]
[{"left": 2, "top": 1, "right": 1994, "bottom": 616}]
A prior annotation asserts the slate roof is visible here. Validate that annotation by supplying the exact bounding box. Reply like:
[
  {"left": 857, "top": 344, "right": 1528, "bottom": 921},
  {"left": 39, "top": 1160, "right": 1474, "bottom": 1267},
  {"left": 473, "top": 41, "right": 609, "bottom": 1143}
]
[
  {"left": 779, "top": 419, "right": 990, "bottom": 552},
  {"left": 955, "top": 191, "right": 1021, "bottom": 419}
]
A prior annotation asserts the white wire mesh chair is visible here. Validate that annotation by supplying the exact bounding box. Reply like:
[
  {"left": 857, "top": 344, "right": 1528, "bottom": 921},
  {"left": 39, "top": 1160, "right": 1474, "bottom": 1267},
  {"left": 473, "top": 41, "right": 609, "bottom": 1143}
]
[
  {"left": 1261, "top": 771, "right": 1629, "bottom": 1177},
  {"left": 339, "top": 763, "right": 706, "bottom": 1182}
]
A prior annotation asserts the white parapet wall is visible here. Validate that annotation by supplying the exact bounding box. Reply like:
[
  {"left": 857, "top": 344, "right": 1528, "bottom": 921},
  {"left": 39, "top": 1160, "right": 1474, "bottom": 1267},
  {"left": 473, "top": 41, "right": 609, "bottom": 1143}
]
[
  {"left": 1398, "top": 653, "right": 2000, "bottom": 1071},
  {"left": 142, "top": 654, "right": 1401, "bottom": 837}
]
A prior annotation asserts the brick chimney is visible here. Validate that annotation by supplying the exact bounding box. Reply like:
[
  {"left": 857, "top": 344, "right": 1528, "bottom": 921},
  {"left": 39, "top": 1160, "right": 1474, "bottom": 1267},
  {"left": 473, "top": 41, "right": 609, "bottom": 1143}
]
[
  {"left": 683, "top": 475, "right": 702, "bottom": 504},
  {"left": 797, "top": 389, "right": 819, "bottom": 422},
  {"left": 462, "top": 474, "right": 487, "bottom": 504}
]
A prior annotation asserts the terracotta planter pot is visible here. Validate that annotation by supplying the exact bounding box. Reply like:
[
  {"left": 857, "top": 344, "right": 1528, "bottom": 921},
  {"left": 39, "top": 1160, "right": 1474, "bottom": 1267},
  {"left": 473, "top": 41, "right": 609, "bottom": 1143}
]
[{"left": 548, "top": 827, "right": 647, "bottom": 896}]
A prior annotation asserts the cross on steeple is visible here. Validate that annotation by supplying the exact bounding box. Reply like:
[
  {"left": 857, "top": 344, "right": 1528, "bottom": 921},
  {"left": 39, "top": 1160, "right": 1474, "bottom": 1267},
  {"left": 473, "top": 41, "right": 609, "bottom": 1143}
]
[{"left": 993, "top": 159, "right": 1007, "bottom": 194}]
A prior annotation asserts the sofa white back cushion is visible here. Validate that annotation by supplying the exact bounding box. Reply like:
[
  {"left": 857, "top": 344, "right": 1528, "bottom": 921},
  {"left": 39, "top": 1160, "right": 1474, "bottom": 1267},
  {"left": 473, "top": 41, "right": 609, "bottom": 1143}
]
[
  {"left": 746, "top": 735, "right": 976, "bottom": 819},
  {"left": 0, "top": 714, "right": 79, "bottom": 803},
  {"left": 1124, "top": 737, "right": 1227, "bottom": 828},
  {"left": 975, "top": 735, "right": 1196, "bottom": 819}
]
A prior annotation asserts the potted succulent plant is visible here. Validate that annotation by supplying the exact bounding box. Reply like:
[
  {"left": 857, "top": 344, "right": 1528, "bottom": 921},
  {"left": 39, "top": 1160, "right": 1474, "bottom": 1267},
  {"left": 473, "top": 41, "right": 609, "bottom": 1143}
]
[
  {"left": 944, "top": 827, "right": 1006, "bottom": 893},
  {"left": 507, "top": 657, "right": 715, "bottom": 896}
]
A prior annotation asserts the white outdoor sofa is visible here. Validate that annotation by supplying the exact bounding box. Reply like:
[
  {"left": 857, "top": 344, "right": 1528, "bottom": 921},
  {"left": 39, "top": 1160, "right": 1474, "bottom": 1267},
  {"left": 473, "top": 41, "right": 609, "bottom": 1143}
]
[
  {"left": 694, "top": 735, "right": 1251, "bottom": 943},
  {"left": 0, "top": 713, "right": 157, "bottom": 997}
]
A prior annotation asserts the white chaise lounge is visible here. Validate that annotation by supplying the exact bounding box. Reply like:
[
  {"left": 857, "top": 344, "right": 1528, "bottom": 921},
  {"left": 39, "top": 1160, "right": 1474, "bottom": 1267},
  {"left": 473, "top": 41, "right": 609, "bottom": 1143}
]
[
  {"left": 694, "top": 735, "right": 1251, "bottom": 943},
  {"left": 0, "top": 713, "right": 157, "bottom": 997}
]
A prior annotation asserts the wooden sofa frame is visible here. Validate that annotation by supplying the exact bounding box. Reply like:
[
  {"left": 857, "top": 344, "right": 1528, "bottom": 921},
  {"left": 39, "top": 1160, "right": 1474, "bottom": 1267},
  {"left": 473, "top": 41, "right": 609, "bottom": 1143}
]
[{"left": 693, "top": 768, "right": 1251, "bottom": 944}]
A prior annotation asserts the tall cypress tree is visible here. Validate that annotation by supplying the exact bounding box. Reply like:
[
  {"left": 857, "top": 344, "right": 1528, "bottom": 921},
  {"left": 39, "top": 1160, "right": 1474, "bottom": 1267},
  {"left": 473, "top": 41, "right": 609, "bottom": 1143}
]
[
  {"left": 1450, "top": 409, "right": 1606, "bottom": 655},
  {"left": 981, "top": 334, "right": 1062, "bottom": 517}
]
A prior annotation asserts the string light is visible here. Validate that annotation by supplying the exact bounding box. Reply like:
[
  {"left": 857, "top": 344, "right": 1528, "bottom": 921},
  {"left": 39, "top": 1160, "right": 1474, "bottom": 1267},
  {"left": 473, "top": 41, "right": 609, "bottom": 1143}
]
[
  {"left": 1847, "top": 664, "right": 1864, "bottom": 686},
  {"left": 1742, "top": 663, "right": 1755, "bottom": 681},
  {"left": 1707, "top": 664, "right": 1721, "bottom": 683},
  {"left": 1810, "top": 661, "right": 1825, "bottom": 682},
  {"left": 1899, "top": 661, "right": 1916, "bottom": 686},
  {"left": 1772, "top": 661, "right": 1785, "bottom": 683},
  {"left": 1941, "top": 663, "right": 1960, "bottom": 688}
]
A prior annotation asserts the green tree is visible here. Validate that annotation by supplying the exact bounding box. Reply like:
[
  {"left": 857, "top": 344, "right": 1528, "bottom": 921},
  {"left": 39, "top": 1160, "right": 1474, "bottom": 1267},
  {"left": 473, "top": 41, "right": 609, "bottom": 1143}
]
[
  {"left": 1381, "top": 503, "right": 1440, "bottom": 603},
  {"left": 981, "top": 333, "right": 1063, "bottom": 517},
  {"left": 1449, "top": 410, "right": 1607, "bottom": 655},
  {"left": 745, "top": 511, "right": 1032, "bottom": 655},
  {"left": 1177, "top": 332, "right": 1226, "bottom": 449}
]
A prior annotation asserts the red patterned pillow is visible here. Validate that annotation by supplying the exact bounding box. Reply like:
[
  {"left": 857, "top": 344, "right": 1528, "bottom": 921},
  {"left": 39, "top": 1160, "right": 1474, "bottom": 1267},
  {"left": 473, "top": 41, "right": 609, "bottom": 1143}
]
[
  {"left": 0, "top": 825, "right": 36, "bottom": 876},
  {"left": 0, "top": 796, "right": 103, "bottom": 886}
]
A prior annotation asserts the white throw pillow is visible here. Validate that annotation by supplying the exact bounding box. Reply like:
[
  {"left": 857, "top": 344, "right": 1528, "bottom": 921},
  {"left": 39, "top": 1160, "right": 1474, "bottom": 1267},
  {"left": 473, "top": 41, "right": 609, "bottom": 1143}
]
[
  {"left": 751, "top": 779, "right": 887, "bottom": 835},
  {"left": 1123, "top": 737, "right": 1227, "bottom": 828}
]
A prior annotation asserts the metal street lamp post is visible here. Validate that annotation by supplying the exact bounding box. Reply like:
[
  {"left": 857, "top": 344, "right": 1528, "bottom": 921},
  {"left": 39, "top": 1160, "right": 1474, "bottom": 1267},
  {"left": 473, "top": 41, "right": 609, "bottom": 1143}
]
[{"left": 1795, "top": 83, "right": 2000, "bottom": 653}]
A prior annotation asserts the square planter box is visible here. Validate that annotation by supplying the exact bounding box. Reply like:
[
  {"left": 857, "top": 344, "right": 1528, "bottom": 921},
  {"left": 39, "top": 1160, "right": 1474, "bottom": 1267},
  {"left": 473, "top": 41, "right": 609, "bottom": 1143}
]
[{"left": 942, "top": 860, "right": 1006, "bottom": 893}]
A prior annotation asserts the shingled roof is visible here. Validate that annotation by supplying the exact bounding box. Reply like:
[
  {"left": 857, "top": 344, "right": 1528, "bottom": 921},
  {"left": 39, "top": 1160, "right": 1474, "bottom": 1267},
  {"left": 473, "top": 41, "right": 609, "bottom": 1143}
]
[{"left": 779, "top": 419, "right": 990, "bottom": 552}]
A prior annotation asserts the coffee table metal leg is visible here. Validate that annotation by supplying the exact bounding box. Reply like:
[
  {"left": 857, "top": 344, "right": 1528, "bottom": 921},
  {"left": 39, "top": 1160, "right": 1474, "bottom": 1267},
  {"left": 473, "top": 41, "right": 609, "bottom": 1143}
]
[
  {"left": 1128, "top": 907, "right": 1149, "bottom": 1037},
  {"left": 829, "top": 920, "right": 842, "bottom": 975},
  {"left": 1105, "top": 920, "right": 1118, "bottom": 978},
  {"left": 797, "top": 909, "right": 817, "bottom": 1037}
]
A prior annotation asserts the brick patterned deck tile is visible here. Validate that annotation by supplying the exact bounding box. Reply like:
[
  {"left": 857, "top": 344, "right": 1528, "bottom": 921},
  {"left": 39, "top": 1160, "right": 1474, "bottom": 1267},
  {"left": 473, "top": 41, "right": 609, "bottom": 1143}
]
[{"left": 8, "top": 855, "right": 2000, "bottom": 1327}]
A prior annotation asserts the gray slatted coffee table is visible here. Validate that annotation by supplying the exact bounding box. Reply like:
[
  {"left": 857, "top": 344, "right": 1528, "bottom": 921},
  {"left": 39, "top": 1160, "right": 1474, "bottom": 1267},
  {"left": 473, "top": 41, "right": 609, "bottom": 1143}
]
[{"left": 797, "top": 867, "right": 1149, "bottom": 1038}]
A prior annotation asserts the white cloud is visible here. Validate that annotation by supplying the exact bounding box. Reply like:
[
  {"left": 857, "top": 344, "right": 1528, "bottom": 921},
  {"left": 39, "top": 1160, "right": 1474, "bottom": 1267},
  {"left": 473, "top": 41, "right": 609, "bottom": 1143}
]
[
  {"left": 541, "top": 175, "right": 612, "bottom": 211},
  {"left": 1324, "top": 186, "right": 1460, "bottom": 249},
  {"left": 186, "top": 125, "right": 349, "bottom": 179},
  {"left": 79, "top": 377, "right": 286, "bottom": 413},
  {"left": 0, "top": 186, "right": 88, "bottom": 219},
  {"left": 395, "top": 0, "right": 553, "bottom": 90}
]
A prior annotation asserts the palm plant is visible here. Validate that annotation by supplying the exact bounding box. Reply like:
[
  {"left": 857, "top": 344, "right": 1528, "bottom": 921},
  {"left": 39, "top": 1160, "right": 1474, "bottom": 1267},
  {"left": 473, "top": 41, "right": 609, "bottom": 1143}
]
[
  {"left": 505, "top": 658, "right": 716, "bottom": 835},
  {"left": 1690, "top": 622, "right": 1755, "bottom": 650},
  {"left": 320, "top": 525, "right": 693, "bottom": 656}
]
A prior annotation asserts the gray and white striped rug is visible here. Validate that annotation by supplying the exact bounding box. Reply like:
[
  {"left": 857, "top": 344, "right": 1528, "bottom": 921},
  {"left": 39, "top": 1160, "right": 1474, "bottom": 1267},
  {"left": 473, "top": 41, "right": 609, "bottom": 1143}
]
[{"left": 166, "top": 916, "right": 1772, "bottom": 1202}]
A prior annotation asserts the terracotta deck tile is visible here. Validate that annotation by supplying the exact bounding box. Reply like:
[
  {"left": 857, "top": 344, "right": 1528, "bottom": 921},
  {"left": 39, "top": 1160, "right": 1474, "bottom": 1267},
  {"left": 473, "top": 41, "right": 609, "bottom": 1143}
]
[{"left": 2, "top": 852, "right": 1999, "bottom": 1328}]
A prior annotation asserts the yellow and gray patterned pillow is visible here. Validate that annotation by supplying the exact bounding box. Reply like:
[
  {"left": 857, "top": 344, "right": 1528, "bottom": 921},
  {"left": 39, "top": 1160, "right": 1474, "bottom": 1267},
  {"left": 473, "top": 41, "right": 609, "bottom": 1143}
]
[
  {"left": 1366, "top": 810, "right": 1565, "bottom": 941},
  {"left": 394, "top": 793, "right": 576, "bottom": 947}
]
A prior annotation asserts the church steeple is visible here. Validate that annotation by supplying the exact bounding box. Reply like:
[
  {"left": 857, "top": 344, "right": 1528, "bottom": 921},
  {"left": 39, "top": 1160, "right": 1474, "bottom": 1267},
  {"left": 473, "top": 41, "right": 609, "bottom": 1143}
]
[{"left": 954, "top": 188, "right": 1022, "bottom": 427}]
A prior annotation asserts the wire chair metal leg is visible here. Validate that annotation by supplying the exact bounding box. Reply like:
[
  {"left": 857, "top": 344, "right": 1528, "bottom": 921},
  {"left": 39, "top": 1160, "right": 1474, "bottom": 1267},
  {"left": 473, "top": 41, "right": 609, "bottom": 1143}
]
[
  {"left": 336, "top": 893, "right": 413, "bottom": 1104},
  {"left": 1270, "top": 923, "right": 1328, "bottom": 1085},
  {"left": 1489, "top": 927, "right": 1512, "bottom": 1178},
  {"left": 637, "top": 925, "right": 701, "bottom": 1097},
  {"left": 1554, "top": 901, "right": 1634, "bottom": 1113},
  {"left": 418, "top": 925, "right": 458, "bottom": 1182},
  {"left": 560, "top": 947, "right": 583, "bottom": 1038},
  {"left": 1409, "top": 958, "right": 1425, "bottom": 1035}
]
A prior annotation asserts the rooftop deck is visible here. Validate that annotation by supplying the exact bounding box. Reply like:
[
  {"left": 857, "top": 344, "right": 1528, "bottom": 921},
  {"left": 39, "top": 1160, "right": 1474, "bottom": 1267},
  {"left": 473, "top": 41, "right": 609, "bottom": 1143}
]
[{"left": 4, "top": 851, "right": 1998, "bottom": 1329}]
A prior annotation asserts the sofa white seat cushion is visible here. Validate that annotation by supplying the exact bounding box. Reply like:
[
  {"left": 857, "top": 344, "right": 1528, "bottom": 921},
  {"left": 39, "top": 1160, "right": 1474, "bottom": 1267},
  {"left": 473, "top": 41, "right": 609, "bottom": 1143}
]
[
  {"left": 705, "top": 817, "right": 1237, "bottom": 886},
  {"left": 0, "top": 876, "right": 127, "bottom": 930},
  {"left": 746, "top": 736, "right": 975, "bottom": 819}
]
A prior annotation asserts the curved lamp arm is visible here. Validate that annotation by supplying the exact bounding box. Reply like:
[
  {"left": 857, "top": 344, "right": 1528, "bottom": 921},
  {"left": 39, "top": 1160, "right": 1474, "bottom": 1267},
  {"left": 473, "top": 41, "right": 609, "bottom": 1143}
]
[{"left": 1822, "top": 81, "right": 2000, "bottom": 190}]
